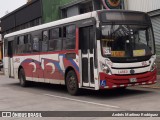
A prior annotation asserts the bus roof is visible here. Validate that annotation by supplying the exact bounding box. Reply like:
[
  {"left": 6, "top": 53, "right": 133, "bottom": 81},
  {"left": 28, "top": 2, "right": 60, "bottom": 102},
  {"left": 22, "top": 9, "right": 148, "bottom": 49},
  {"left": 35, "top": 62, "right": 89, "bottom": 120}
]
[
  {"left": 4, "top": 11, "right": 94, "bottom": 38},
  {"left": 4, "top": 9, "right": 148, "bottom": 39}
]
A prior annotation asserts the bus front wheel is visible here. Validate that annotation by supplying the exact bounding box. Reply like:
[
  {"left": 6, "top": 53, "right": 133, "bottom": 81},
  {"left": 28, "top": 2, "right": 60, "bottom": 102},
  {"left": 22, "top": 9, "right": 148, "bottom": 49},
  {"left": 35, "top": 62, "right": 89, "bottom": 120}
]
[
  {"left": 19, "top": 69, "right": 28, "bottom": 87},
  {"left": 66, "top": 70, "right": 79, "bottom": 96}
]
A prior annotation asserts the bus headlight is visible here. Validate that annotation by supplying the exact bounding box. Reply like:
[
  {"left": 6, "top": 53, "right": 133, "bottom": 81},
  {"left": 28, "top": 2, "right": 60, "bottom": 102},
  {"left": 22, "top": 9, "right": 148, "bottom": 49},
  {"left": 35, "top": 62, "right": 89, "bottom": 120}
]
[
  {"left": 100, "top": 62, "right": 112, "bottom": 75},
  {"left": 150, "top": 62, "right": 156, "bottom": 72}
]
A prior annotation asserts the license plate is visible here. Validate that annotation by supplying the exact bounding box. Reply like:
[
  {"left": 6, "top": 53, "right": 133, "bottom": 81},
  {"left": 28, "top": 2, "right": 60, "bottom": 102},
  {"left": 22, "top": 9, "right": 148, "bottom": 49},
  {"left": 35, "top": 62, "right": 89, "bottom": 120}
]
[{"left": 129, "top": 78, "right": 137, "bottom": 83}]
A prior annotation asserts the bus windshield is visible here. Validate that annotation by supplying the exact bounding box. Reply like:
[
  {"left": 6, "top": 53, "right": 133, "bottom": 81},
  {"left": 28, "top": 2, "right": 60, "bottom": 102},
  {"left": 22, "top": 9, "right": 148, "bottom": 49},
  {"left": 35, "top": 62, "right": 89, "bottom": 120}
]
[{"left": 101, "top": 25, "right": 155, "bottom": 59}]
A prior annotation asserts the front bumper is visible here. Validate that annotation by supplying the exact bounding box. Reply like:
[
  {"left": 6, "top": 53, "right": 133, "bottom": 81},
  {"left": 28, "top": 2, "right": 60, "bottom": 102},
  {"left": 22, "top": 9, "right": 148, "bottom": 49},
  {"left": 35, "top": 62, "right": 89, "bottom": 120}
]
[{"left": 99, "top": 69, "right": 157, "bottom": 89}]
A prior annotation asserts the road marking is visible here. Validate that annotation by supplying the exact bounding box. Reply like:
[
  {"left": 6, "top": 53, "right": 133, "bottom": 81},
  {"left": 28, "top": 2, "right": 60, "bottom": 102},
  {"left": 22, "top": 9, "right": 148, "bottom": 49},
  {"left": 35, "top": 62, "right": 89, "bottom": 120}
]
[{"left": 44, "top": 94, "right": 120, "bottom": 109}]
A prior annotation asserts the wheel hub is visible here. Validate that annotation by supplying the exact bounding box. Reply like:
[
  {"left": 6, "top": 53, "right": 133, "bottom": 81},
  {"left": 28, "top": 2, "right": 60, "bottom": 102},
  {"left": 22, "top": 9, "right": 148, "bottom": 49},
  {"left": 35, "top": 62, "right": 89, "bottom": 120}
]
[{"left": 68, "top": 76, "right": 76, "bottom": 90}]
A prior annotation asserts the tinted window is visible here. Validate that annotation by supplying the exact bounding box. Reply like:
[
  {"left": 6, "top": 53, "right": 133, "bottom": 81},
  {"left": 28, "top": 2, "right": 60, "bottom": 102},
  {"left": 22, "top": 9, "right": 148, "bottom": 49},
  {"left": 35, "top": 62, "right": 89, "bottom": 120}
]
[
  {"left": 43, "top": 31, "right": 49, "bottom": 41},
  {"left": 49, "top": 28, "right": 62, "bottom": 51},
  {"left": 66, "top": 25, "right": 76, "bottom": 38},
  {"left": 25, "top": 34, "right": 31, "bottom": 44},
  {"left": 50, "top": 28, "right": 61, "bottom": 39},
  {"left": 32, "top": 31, "right": 41, "bottom": 52},
  {"left": 33, "top": 37, "right": 40, "bottom": 52},
  {"left": 17, "top": 36, "right": 25, "bottom": 54},
  {"left": 4, "top": 39, "right": 8, "bottom": 56},
  {"left": 42, "top": 31, "right": 48, "bottom": 52},
  {"left": 25, "top": 34, "right": 32, "bottom": 53},
  {"left": 63, "top": 25, "right": 76, "bottom": 50},
  {"left": 18, "top": 36, "right": 25, "bottom": 45},
  {"left": 79, "top": 26, "right": 94, "bottom": 54}
]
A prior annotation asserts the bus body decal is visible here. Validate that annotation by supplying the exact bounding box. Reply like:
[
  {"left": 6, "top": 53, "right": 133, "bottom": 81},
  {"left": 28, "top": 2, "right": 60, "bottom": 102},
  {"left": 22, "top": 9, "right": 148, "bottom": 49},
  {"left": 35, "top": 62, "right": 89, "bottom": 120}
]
[{"left": 19, "top": 53, "right": 79, "bottom": 80}]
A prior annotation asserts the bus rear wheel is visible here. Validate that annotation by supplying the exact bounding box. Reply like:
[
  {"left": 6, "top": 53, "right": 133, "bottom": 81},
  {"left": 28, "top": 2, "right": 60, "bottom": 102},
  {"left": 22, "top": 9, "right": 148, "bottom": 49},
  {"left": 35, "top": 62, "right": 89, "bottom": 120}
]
[
  {"left": 19, "top": 69, "right": 28, "bottom": 87},
  {"left": 66, "top": 70, "right": 79, "bottom": 96}
]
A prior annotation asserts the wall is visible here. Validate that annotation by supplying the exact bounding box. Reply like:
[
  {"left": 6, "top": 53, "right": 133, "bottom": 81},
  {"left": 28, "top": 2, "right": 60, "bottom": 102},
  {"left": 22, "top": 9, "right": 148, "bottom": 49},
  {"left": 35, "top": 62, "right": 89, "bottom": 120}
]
[
  {"left": 42, "top": 0, "right": 75, "bottom": 23},
  {"left": 125, "top": 0, "right": 160, "bottom": 12},
  {"left": 125, "top": 0, "right": 160, "bottom": 74},
  {"left": 1, "top": 0, "right": 42, "bottom": 35},
  {"left": 42, "top": 0, "right": 124, "bottom": 23},
  {"left": 67, "top": 5, "right": 79, "bottom": 17}
]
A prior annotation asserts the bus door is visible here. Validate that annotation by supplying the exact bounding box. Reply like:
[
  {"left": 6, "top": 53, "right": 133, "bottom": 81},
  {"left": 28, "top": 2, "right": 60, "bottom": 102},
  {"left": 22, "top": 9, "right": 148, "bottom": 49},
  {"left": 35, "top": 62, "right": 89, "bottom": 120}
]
[
  {"left": 8, "top": 41, "right": 14, "bottom": 77},
  {"left": 79, "top": 26, "right": 95, "bottom": 88}
]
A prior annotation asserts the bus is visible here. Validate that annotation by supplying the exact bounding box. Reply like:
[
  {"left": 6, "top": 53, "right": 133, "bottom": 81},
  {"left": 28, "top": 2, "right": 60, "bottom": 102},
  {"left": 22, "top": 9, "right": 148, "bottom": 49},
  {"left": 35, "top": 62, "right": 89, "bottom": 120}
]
[{"left": 3, "top": 10, "right": 157, "bottom": 95}]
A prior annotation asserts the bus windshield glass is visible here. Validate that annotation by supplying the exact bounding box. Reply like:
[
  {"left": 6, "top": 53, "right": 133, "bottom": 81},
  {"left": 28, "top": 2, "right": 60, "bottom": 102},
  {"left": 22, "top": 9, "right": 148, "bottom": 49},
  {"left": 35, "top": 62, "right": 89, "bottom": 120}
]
[{"left": 101, "top": 25, "right": 155, "bottom": 59}]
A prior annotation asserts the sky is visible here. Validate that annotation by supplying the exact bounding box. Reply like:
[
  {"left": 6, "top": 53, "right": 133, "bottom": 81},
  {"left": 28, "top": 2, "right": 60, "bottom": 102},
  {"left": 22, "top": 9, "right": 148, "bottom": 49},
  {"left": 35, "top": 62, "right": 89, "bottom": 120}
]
[{"left": 0, "top": 0, "right": 26, "bottom": 18}]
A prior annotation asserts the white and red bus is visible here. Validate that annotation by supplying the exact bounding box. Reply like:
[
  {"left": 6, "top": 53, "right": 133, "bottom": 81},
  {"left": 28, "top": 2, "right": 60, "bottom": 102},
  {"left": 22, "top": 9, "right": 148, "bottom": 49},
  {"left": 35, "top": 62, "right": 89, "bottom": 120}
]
[{"left": 4, "top": 10, "right": 157, "bottom": 95}]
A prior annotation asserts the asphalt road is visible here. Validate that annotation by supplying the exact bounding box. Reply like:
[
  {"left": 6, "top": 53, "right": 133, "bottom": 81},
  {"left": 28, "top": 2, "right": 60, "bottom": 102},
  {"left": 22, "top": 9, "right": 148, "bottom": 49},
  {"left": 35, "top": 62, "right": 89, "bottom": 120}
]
[{"left": 0, "top": 75, "right": 160, "bottom": 120}]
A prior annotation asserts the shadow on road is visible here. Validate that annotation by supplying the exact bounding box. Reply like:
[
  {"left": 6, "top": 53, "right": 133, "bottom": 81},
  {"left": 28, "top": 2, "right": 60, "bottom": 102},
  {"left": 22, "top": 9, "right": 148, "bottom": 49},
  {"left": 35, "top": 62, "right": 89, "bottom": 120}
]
[
  {"left": 81, "top": 88, "right": 152, "bottom": 99},
  {"left": 6, "top": 82, "right": 153, "bottom": 99}
]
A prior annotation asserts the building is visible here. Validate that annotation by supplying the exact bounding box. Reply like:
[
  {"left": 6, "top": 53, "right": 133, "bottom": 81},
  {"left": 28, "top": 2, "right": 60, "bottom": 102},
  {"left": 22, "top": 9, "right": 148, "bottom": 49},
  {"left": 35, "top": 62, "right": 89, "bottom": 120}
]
[
  {"left": 125, "top": 0, "right": 160, "bottom": 55},
  {"left": 0, "top": 0, "right": 123, "bottom": 62},
  {"left": 0, "top": 0, "right": 43, "bottom": 37},
  {"left": 124, "top": 0, "right": 160, "bottom": 72},
  {"left": 0, "top": 0, "right": 123, "bottom": 36}
]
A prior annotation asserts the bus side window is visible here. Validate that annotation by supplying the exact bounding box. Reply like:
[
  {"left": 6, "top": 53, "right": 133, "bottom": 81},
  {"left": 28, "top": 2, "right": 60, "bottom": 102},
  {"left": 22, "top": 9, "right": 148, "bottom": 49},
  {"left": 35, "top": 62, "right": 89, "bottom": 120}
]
[
  {"left": 25, "top": 34, "right": 32, "bottom": 53},
  {"left": 33, "top": 37, "right": 40, "bottom": 52},
  {"left": 63, "top": 25, "right": 76, "bottom": 50},
  {"left": 17, "top": 36, "right": 25, "bottom": 54},
  {"left": 49, "top": 28, "right": 62, "bottom": 51},
  {"left": 42, "top": 31, "right": 49, "bottom": 52},
  {"left": 32, "top": 31, "right": 41, "bottom": 52},
  {"left": 13, "top": 37, "right": 17, "bottom": 55}
]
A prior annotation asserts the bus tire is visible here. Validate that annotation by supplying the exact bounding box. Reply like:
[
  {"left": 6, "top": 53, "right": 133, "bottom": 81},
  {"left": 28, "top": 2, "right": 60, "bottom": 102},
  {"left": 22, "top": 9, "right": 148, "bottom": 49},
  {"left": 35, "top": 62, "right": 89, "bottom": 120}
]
[
  {"left": 19, "top": 69, "right": 28, "bottom": 87},
  {"left": 66, "top": 70, "right": 79, "bottom": 96}
]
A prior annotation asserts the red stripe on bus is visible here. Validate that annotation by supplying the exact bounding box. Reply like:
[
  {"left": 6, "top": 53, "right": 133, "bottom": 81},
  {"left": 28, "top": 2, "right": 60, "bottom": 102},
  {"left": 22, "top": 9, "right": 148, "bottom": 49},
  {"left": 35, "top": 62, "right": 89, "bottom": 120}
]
[{"left": 76, "top": 28, "right": 79, "bottom": 50}]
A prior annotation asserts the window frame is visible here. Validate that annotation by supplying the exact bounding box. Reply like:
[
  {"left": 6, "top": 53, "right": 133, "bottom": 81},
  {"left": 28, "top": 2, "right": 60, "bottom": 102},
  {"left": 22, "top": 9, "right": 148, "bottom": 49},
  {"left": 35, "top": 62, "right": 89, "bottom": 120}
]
[
  {"left": 17, "top": 35, "right": 26, "bottom": 54},
  {"left": 49, "top": 27, "right": 62, "bottom": 51},
  {"left": 41, "top": 30, "right": 49, "bottom": 52},
  {"left": 31, "top": 30, "right": 42, "bottom": 53},
  {"left": 62, "top": 24, "right": 76, "bottom": 50},
  {"left": 25, "top": 34, "right": 32, "bottom": 53}
]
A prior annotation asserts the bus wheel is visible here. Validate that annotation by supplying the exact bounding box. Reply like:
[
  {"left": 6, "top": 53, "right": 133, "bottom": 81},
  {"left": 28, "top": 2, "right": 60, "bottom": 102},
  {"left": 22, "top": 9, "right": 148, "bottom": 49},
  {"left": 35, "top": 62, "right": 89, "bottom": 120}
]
[
  {"left": 19, "top": 69, "right": 28, "bottom": 87},
  {"left": 66, "top": 70, "right": 79, "bottom": 96}
]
